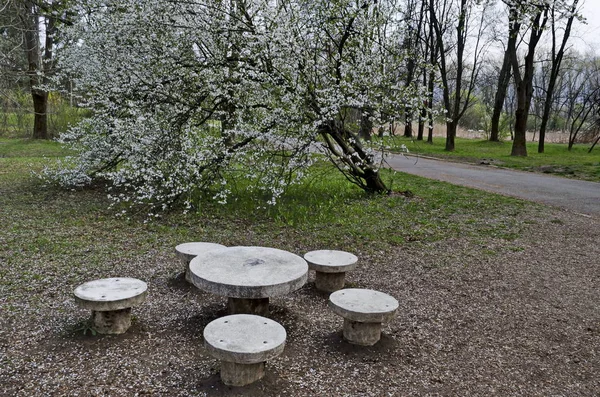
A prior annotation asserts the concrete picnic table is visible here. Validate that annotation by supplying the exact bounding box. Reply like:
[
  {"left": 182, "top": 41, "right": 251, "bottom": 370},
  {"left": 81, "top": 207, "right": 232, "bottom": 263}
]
[{"left": 189, "top": 246, "right": 308, "bottom": 315}]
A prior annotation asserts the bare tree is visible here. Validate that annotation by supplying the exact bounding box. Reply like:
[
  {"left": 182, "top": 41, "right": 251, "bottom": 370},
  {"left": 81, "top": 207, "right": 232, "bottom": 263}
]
[
  {"left": 538, "top": 0, "right": 580, "bottom": 153},
  {"left": 566, "top": 57, "right": 600, "bottom": 149},
  {"left": 429, "top": 0, "right": 489, "bottom": 151},
  {"left": 1, "top": 0, "right": 63, "bottom": 139},
  {"left": 402, "top": 0, "right": 427, "bottom": 138},
  {"left": 490, "top": 6, "right": 520, "bottom": 142},
  {"left": 506, "top": 0, "right": 549, "bottom": 156}
]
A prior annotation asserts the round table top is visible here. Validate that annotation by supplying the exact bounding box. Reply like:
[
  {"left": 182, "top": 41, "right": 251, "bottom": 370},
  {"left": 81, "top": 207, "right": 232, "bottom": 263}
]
[
  {"left": 189, "top": 246, "right": 308, "bottom": 299},
  {"left": 329, "top": 288, "right": 398, "bottom": 323},
  {"left": 203, "top": 314, "right": 286, "bottom": 364},
  {"left": 175, "top": 242, "right": 227, "bottom": 261},
  {"left": 304, "top": 250, "right": 358, "bottom": 273},
  {"left": 74, "top": 277, "right": 147, "bottom": 311}
]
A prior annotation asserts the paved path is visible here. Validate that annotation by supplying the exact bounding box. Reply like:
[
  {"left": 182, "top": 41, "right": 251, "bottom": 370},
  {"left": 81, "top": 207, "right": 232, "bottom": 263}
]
[{"left": 385, "top": 154, "right": 600, "bottom": 218}]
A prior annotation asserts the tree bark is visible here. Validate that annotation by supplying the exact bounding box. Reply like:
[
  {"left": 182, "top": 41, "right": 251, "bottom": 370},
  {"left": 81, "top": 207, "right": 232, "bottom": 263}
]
[
  {"left": 320, "top": 121, "right": 388, "bottom": 194},
  {"left": 511, "top": 106, "right": 528, "bottom": 156},
  {"left": 417, "top": 70, "right": 427, "bottom": 141},
  {"left": 427, "top": 9, "right": 435, "bottom": 145},
  {"left": 446, "top": 121, "right": 456, "bottom": 152},
  {"left": 417, "top": 107, "right": 425, "bottom": 141},
  {"left": 404, "top": 112, "right": 413, "bottom": 138},
  {"left": 32, "top": 91, "right": 48, "bottom": 139},
  {"left": 490, "top": 49, "right": 512, "bottom": 142}
]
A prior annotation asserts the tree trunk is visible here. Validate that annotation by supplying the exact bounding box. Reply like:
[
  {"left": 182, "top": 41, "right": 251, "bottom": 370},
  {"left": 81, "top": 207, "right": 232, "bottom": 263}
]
[
  {"left": 538, "top": 0, "right": 579, "bottom": 153},
  {"left": 404, "top": 110, "right": 412, "bottom": 138},
  {"left": 426, "top": 58, "right": 435, "bottom": 144},
  {"left": 490, "top": 49, "right": 512, "bottom": 142},
  {"left": 320, "top": 122, "right": 388, "bottom": 194},
  {"left": 431, "top": 0, "right": 472, "bottom": 153},
  {"left": 538, "top": 81, "right": 554, "bottom": 153},
  {"left": 427, "top": 11, "right": 435, "bottom": 145},
  {"left": 363, "top": 168, "right": 389, "bottom": 193},
  {"left": 32, "top": 91, "right": 48, "bottom": 139},
  {"left": 417, "top": 71, "right": 426, "bottom": 141},
  {"left": 417, "top": 107, "right": 425, "bottom": 141},
  {"left": 21, "top": 2, "right": 49, "bottom": 139},
  {"left": 446, "top": 121, "right": 456, "bottom": 151},
  {"left": 509, "top": 6, "right": 548, "bottom": 157},
  {"left": 511, "top": 105, "right": 528, "bottom": 156}
]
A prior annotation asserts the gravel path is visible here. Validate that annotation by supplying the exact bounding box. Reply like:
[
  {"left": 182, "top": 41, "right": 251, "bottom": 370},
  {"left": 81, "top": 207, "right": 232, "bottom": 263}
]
[{"left": 385, "top": 154, "right": 600, "bottom": 218}]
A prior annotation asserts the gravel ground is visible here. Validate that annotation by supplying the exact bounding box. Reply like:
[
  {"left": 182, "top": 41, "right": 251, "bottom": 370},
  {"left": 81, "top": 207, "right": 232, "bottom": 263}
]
[{"left": 1, "top": 204, "right": 598, "bottom": 396}]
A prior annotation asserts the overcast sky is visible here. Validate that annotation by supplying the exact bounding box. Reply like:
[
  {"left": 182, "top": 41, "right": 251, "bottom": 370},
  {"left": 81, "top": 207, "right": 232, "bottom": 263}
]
[{"left": 572, "top": 0, "right": 600, "bottom": 52}]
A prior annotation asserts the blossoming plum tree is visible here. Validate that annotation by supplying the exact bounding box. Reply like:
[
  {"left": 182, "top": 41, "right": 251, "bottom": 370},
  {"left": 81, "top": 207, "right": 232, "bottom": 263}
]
[{"left": 47, "top": 0, "right": 423, "bottom": 211}]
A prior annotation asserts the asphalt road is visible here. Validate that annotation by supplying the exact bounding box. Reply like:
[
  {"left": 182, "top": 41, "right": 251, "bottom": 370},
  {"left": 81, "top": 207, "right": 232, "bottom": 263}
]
[{"left": 385, "top": 154, "right": 600, "bottom": 218}]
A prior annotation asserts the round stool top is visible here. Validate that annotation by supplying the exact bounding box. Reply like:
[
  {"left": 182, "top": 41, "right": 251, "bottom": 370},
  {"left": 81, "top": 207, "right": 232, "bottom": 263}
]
[
  {"left": 203, "top": 314, "right": 286, "bottom": 364},
  {"left": 189, "top": 246, "right": 308, "bottom": 299},
  {"left": 329, "top": 288, "right": 398, "bottom": 323},
  {"left": 74, "top": 277, "right": 147, "bottom": 311},
  {"left": 304, "top": 250, "right": 358, "bottom": 273},
  {"left": 175, "top": 242, "right": 227, "bottom": 262}
]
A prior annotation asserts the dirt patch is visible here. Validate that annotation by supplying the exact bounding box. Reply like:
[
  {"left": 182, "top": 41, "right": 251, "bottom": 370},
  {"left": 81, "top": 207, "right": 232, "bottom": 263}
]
[{"left": 1, "top": 207, "right": 599, "bottom": 396}]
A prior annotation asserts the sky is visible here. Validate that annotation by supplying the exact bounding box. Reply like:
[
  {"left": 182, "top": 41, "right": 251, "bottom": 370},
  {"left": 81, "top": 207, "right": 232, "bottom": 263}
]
[{"left": 572, "top": 0, "right": 600, "bottom": 52}]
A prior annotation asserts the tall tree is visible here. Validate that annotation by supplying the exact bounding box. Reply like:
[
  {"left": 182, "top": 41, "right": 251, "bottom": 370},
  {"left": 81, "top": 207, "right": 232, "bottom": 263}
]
[
  {"left": 402, "top": 0, "right": 426, "bottom": 138},
  {"left": 2, "top": 0, "right": 63, "bottom": 139},
  {"left": 489, "top": 6, "right": 520, "bottom": 142},
  {"left": 426, "top": 11, "right": 437, "bottom": 144},
  {"left": 430, "top": 0, "right": 489, "bottom": 151},
  {"left": 538, "top": 0, "right": 580, "bottom": 153},
  {"left": 506, "top": 0, "right": 549, "bottom": 157}
]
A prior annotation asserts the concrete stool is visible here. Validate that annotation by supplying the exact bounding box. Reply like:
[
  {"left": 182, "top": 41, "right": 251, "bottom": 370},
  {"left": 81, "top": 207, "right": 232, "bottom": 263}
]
[
  {"left": 175, "top": 242, "right": 226, "bottom": 282},
  {"left": 304, "top": 250, "right": 358, "bottom": 292},
  {"left": 203, "top": 314, "right": 286, "bottom": 386},
  {"left": 329, "top": 288, "right": 398, "bottom": 346},
  {"left": 74, "top": 277, "right": 147, "bottom": 334}
]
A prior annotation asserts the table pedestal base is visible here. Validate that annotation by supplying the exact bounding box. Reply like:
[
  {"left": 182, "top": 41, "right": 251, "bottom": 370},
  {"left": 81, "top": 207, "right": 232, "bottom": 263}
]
[
  {"left": 315, "top": 271, "right": 346, "bottom": 292},
  {"left": 220, "top": 361, "right": 265, "bottom": 386},
  {"left": 184, "top": 268, "right": 193, "bottom": 283},
  {"left": 343, "top": 319, "right": 382, "bottom": 346},
  {"left": 221, "top": 361, "right": 265, "bottom": 386},
  {"left": 228, "top": 297, "right": 269, "bottom": 316},
  {"left": 92, "top": 308, "right": 132, "bottom": 334}
]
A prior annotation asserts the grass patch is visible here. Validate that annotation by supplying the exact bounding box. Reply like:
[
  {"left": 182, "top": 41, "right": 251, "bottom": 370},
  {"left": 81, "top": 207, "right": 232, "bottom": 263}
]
[
  {"left": 0, "top": 138, "right": 545, "bottom": 304},
  {"left": 383, "top": 136, "right": 600, "bottom": 182},
  {"left": 0, "top": 138, "right": 72, "bottom": 158}
]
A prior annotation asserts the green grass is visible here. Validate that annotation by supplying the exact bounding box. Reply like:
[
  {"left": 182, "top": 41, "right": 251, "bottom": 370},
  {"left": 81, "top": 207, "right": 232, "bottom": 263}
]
[
  {"left": 0, "top": 138, "right": 540, "bottom": 257},
  {"left": 384, "top": 136, "right": 600, "bottom": 182},
  {"left": 0, "top": 138, "right": 72, "bottom": 158}
]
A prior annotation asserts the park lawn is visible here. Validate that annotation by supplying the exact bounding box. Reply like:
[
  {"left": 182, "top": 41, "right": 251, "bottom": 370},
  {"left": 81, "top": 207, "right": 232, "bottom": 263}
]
[
  {"left": 0, "top": 138, "right": 72, "bottom": 158},
  {"left": 0, "top": 138, "right": 536, "bottom": 259},
  {"left": 384, "top": 136, "right": 600, "bottom": 182}
]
